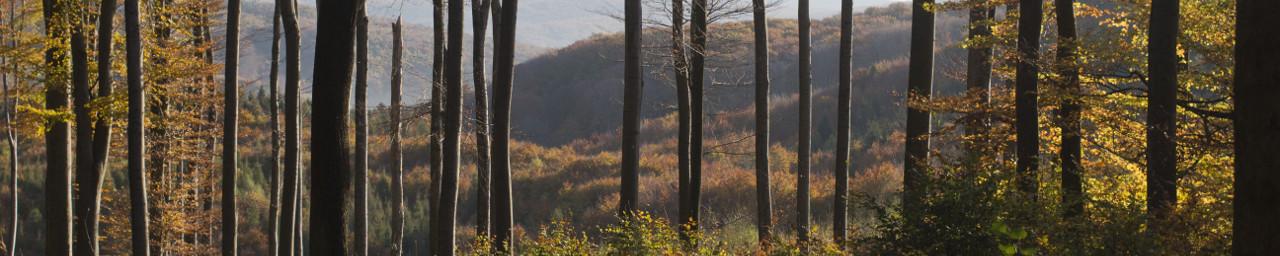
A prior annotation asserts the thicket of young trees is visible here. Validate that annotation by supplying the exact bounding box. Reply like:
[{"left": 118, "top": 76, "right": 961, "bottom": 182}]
[{"left": 0, "top": 0, "right": 1272, "bottom": 255}]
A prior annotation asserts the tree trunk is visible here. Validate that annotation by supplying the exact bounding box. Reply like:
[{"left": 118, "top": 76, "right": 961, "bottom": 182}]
[
  {"left": 309, "top": 0, "right": 364, "bottom": 254},
  {"left": 43, "top": 0, "right": 73, "bottom": 253},
  {"left": 87, "top": 1, "right": 117, "bottom": 253},
  {"left": 619, "top": 0, "right": 643, "bottom": 216},
  {"left": 833, "top": 0, "right": 853, "bottom": 245},
  {"left": 1146, "top": 0, "right": 1178, "bottom": 220},
  {"left": 1014, "top": 0, "right": 1042, "bottom": 197},
  {"left": 3, "top": 1, "right": 20, "bottom": 253},
  {"left": 390, "top": 19, "right": 406, "bottom": 256},
  {"left": 688, "top": 0, "right": 706, "bottom": 237},
  {"left": 223, "top": 0, "right": 241, "bottom": 254},
  {"left": 125, "top": 0, "right": 151, "bottom": 254},
  {"left": 267, "top": 4, "right": 282, "bottom": 255},
  {"left": 965, "top": 3, "right": 994, "bottom": 159},
  {"left": 353, "top": 9, "right": 369, "bottom": 256},
  {"left": 1232, "top": 0, "right": 1280, "bottom": 253},
  {"left": 433, "top": 0, "right": 466, "bottom": 253},
  {"left": 471, "top": 0, "right": 493, "bottom": 237},
  {"left": 796, "top": 0, "right": 812, "bottom": 244},
  {"left": 277, "top": 0, "right": 301, "bottom": 254},
  {"left": 489, "top": 0, "right": 519, "bottom": 251},
  {"left": 1054, "top": 0, "right": 1083, "bottom": 218},
  {"left": 751, "top": 0, "right": 772, "bottom": 246},
  {"left": 430, "top": 0, "right": 446, "bottom": 231},
  {"left": 71, "top": 5, "right": 98, "bottom": 254},
  {"left": 671, "top": 0, "right": 693, "bottom": 244},
  {"left": 904, "top": 0, "right": 935, "bottom": 222}
]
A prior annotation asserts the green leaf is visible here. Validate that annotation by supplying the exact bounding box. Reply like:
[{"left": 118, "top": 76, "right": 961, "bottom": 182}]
[
  {"left": 1009, "top": 229, "right": 1028, "bottom": 240},
  {"left": 1021, "top": 247, "right": 1039, "bottom": 255},
  {"left": 998, "top": 244, "right": 1017, "bottom": 256}
]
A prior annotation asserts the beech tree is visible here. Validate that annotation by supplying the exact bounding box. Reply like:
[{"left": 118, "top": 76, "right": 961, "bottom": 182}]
[
  {"left": 965, "top": 1, "right": 993, "bottom": 158},
  {"left": 489, "top": 0, "right": 520, "bottom": 251},
  {"left": 353, "top": 7, "right": 369, "bottom": 256},
  {"left": 430, "top": 0, "right": 446, "bottom": 223},
  {"left": 671, "top": 0, "right": 693, "bottom": 243},
  {"left": 1146, "top": 0, "right": 1178, "bottom": 220},
  {"left": 687, "top": 0, "right": 706, "bottom": 236},
  {"left": 308, "top": 0, "right": 365, "bottom": 254},
  {"left": 390, "top": 18, "right": 406, "bottom": 256},
  {"left": 2, "top": 0, "right": 17, "bottom": 252},
  {"left": 795, "top": 0, "right": 812, "bottom": 244},
  {"left": 1055, "top": 0, "right": 1083, "bottom": 217},
  {"left": 267, "top": 4, "right": 282, "bottom": 255},
  {"left": 43, "top": 0, "right": 73, "bottom": 253},
  {"left": 750, "top": 0, "right": 772, "bottom": 245},
  {"left": 276, "top": 0, "right": 302, "bottom": 254},
  {"left": 125, "top": 0, "right": 150, "bottom": 253},
  {"left": 619, "top": 0, "right": 642, "bottom": 216},
  {"left": 904, "top": 0, "right": 935, "bottom": 219},
  {"left": 1014, "top": 0, "right": 1042, "bottom": 196},
  {"left": 222, "top": 0, "right": 241, "bottom": 254},
  {"left": 69, "top": 0, "right": 100, "bottom": 252},
  {"left": 471, "top": 0, "right": 493, "bottom": 237},
  {"left": 1233, "top": 0, "right": 1280, "bottom": 253},
  {"left": 833, "top": 0, "right": 852, "bottom": 245}
]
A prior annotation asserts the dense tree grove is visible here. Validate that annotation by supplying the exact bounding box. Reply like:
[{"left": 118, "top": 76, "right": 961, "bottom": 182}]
[{"left": 0, "top": 0, "right": 1265, "bottom": 255}]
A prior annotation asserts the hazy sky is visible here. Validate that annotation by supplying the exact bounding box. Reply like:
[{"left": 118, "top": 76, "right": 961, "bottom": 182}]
[{"left": 282, "top": 0, "right": 906, "bottom": 47}]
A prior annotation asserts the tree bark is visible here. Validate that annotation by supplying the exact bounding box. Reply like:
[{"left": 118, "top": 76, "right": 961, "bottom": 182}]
[
  {"left": 619, "top": 0, "right": 643, "bottom": 216},
  {"left": 750, "top": 0, "right": 773, "bottom": 245},
  {"left": 965, "top": 3, "right": 994, "bottom": 159},
  {"left": 71, "top": 4, "right": 98, "bottom": 254},
  {"left": 125, "top": 0, "right": 151, "bottom": 254},
  {"left": 471, "top": 0, "right": 493, "bottom": 237},
  {"left": 43, "top": 0, "right": 73, "bottom": 253},
  {"left": 688, "top": 0, "right": 706, "bottom": 237},
  {"left": 86, "top": 1, "right": 117, "bottom": 252},
  {"left": 1054, "top": 0, "right": 1083, "bottom": 218},
  {"left": 671, "top": 0, "right": 693, "bottom": 244},
  {"left": 833, "top": 0, "right": 853, "bottom": 245},
  {"left": 390, "top": 19, "right": 406, "bottom": 256},
  {"left": 430, "top": 0, "right": 446, "bottom": 230},
  {"left": 309, "top": 0, "right": 364, "bottom": 254},
  {"left": 796, "top": 0, "right": 812, "bottom": 244},
  {"left": 267, "top": 4, "right": 282, "bottom": 256},
  {"left": 904, "top": 0, "right": 935, "bottom": 221},
  {"left": 353, "top": 9, "right": 369, "bottom": 256},
  {"left": 223, "top": 0, "right": 241, "bottom": 254},
  {"left": 277, "top": 0, "right": 301, "bottom": 254},
  {"left": 1146, "top": 0, "right": 1178, "bottom": 220},
  {"left": 1232, "top": 0, "right": 1280, "bottom": 253},
  {"left": 1014, "top": 0, "right": 1042, "bottom": 197},
  {"left": 489, "top": 0, "right": 519, "bottom": 251},
  {"left": 3, "top": 1, "right": 20, "bottom": 253},
  {"left": 433, "top": 0, "right": 466, "bottom": 253}
]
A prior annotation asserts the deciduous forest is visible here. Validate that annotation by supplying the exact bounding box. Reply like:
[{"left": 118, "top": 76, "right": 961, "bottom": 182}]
[{"left": 0, "top": 0, "right": 1275, "bottom": 255}]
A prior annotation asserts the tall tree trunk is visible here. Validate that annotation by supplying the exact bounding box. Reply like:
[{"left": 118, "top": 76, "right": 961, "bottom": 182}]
[
  {"left": 43, "top": 0, "right": 73, "bottom": 253},
  {"left": 3, "top": 1, "right": 20, "bottom": 253},
  {"left": 309, "top": 0, "right": 364, "bottom": 254},
  {"left": 1146, "top": 0, "right": 1178, "bottom": 221},
  {"left": 904, "top": 0, "right": 935, "bottom": 222},
  {"left": 833, "top": 0, "right": 853, "bottom": 245},
  {"left": 688, "top": 0, "right": 706, "bottom": 236},
  {"left": 671, "top": 0, "right": 693, "bottom": 244},
  {"left": 267, "top": 4, "right": 282, "bottom": 255},
  {"left": 390, "top": 19, "right": 406, "bottom": 256},
  {"left": 125, "top": 0, "right": 150, "bottom": 254},
  {"left": 965, "top": 3, "right": 994, "bottom": 159},
  {"left": 471, "top": 0, "right": 493, "bottom": 237},
  {"left": 489, "top": 0, "right": 519, "bottom": 251},
  {"left": 750, "top": 0, "right": 772, "bottom": 246},
  {"left": 619, "top": 0, "right": 642, "bottom": 216},
  {"left": 1014, "top": 0, "right": 1042, "bottom": 197},
  {"left": 87, "top": 1, "right": 117, "bottom": 253},
  {"left": 353, "top": 9, "right": 369, "bottom": 256},
  {"left": 1054, "top": 0, "right": 1083, "bottom": 218},
  {"left": 796, "top": 0, "right": 812, "bottom": 244},
  {"left": 1232, "top": 0, "right": 1280, "bottom": 253},
  {"left": 277, "top": 0, "right": 302, "bottom": 254},
  {"left": 223, "top": 0, "right": 241, "bottom": 254},
  {"left": 71, "top": 4, "right": 98, "bottom": 254},
  {"left": 430, "top": 0, "right": 446, "bottom": 232},
  {"left": 433, "top": 0, "right": 465, "bottom": 253}
]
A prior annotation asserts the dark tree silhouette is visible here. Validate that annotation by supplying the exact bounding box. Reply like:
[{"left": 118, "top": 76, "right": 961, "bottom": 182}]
[
  {"left": 670, "top": 0, "right": 693, "bottom": 243},
  {"left": 1014, "top": 0, "right": 1042, "bottom": 196},
  {"left": 965, "top": 2, "right": 993, "bottom": 159},
  {"left": 43, "top": 0, "right": 72, "bottom": 253},
  {"left": 688, "top": 0, "right": 707, "bottom": 236},
  {"left": 795, "top": 0, "right": 812, "bottom": 244},
  {"left": 430, "top": 0, "right": 446, "bottom": 225},
  {"left": 354, "top": 8, "right": 370, "bottom": 256},
  {"left": 125, "top": 0, "right": 151, "bottom": 254},
  {"left": 1146, "top": 0, "right": 1178, "bottom": 220},
  {"left": 223, "top": 0, "right": 241, "bottom": 254},
  {"left": 267, "top": 4, "right": 282, "bottom": 255},
  {"left": 619, "top": 0, "right": 643, "bottom": 216},
  {"left": 70, "top": 2, "right": 97, "bottom": 253},
  {"left": 277, "top": 0, "right": 302, "bottom": 254},
  {"left": 472, "top": 0, "right": 493, "bottom": 236},
  {"left": 309, "top": 0, "right": 365, "bottom": 254},
  {"left": 490, "top": 0, "right": 520, "bottom": 251},
  {"left": 433, "top": 0, "right": 467, "bottom": 253},
  {"left": 1232, "top": 0, "right": 1280, "bottom": 253},
  {"left": 390, "top": 18, "right": 406, "bottom": 256},
  {"left": 904, "top": 0, "right": 935, "bottom": 219},
  {"left": 90, "top": 0, "right": 117, "bottom": 252},
  {"left": 1054, "top": 0, "right": 1083, "bottom": 218},
  {"left": 751, "top": 0, "right": 772, "bottom": 245},
  {"left": 833, "top": 0, "right": 852, "bottom": 245}
]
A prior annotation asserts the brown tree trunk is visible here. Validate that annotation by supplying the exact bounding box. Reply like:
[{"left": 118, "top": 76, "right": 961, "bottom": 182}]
[
  {"left": 1054, "top": 0, "right": 1083, "bottom": 218},
  {"left": 796, "top": 0, "right": 812, "bottom": 244},
  {"left": 125, "top": 0, "right": 151, "bottom": 253},
  {"left": 904, "top": 0, "right": 935, "bottom": 222},
  {"left": 71, "top": 3, "right": 98, "bottom": 254},
  {"left": 430, "top": 0, "right": 446, "bottom": 231},
  {"left": 751, "top": 0, "right": 772, "bottom": 246},
  {"left": 223, "top": 0, "right": 241, "bottom": 254},
  {"left": 90, "top": 0, "right": 116, "bottom": 252},
  {"left": 619, "top": 0, "right": 642, "bottom": 216},
  {"left": 1146, "top": 0, "right": 1178, "bottom": 221},
  {"left": 471, "top": 0, "right": 493, "bottom": 237},
  {"left": 390, "top": 19, "right": 406, "bottom": 256},
  {"left": 1014, "top": 0, "right": 1042, "bottom": 197},
  {"left": 965, "top": 3, "right": 994, "bottom": 160},
  {"left": 1232, "top": 0, "right": 1280, "bottom": 253},
  {"left": 433, "top": 0, "right": 466, "bottom": 253},
  {"left": 267, "top": 4, "right": 282, "bottom": 255},
  {"left": 277, "top": 0, "right": 302, "bottom": 254},
  {"left": 688, "top": 0, "right": 706, "bottom": 237},
  {"left": 833, "top": 0, "right": 853, "bottom": 245},
  {"left": 43, "top": 0, "right": 72, "bottom": 253},
  {"left": 309, "top": 0, "right": 364, "bottom": 254},
  {"left": 671, "top": 0, "right": 693, "bottom": 244},
  {"left": 353, "top": 8, "right": 369, "bottom": 256},
  {"left": 489, "top": 0, "right": 519, "bottom": 251}
]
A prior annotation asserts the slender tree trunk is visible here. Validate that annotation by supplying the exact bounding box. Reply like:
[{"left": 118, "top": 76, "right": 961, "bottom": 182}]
[
  {"left": 353, "top": 9, "right": 369, "bottom": 256},
  {"left": 688, "top": 0, "right": 706, "bottom": 236},
  {"left": 471, "top": 0, "right": 493, "bottom": 237},
  {"left": 965, "top": 3, "right": 994, "bottom": 159},
  {"left": 1232, "top": 0, "right": 1280, "bottom": 253},
  {"left": 1014, "top": 0, "right": 1042, "bottom": 197},
  {"left": 390, "top": 19, "right": 406, "bottom": 256},
  {"left": 125, "top": 0, "right": 150, "bottom": 254},
  {"left": 833, "top": 0, "right": 853, "bottom": 245},
  {"left": 904, "top": 0, "right": 935, "bottom": 222},
  {"left": 86, "top": 1, "right": 117, "bottom": 253},
  {"left": 750, "top": 0, "right": 772, "bottom": 246},
  {"left": 223, "top": 0, "right": 241, "bottom": 254},
  {"left": 3, "top": 1, "right": 20, "bottom": 253},
  {"left": 796, "top": 0, "right": 812, "bottom": 244},
  {"left": 309, "top": 0, "right": 364, "bottom": 254},
  {"left": 671, "top": 0, "right": 693, "bottom": 244},
  {"left": 277, "top": 0, "right": 301, "bottom": 254},
  {"left": 430, "top": 0, "right": 446, "bottom": 232},
  {"left": 619, "top": 0, "right": 643, "bottom": 216},
  {"left": 1054, "top": 0, "right": 1083, "bottom": 218},
  {"left": 1146, "top": 0, "right": 1178, "bottom": 221},
  {"left": 489, "top": 0, "right": 519, "bottom": 251},
  {"left": 267, "top": 5, "right": 282, "bottom": 255},
  {"left": 71, "top": 4, "right": 98, "bottom": 254},
  {"left": 432, "top": 0, "right": 465, "bottom": 253},
  {"left": 42, "top": 0, "right": 73, "bottom": 253}
]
